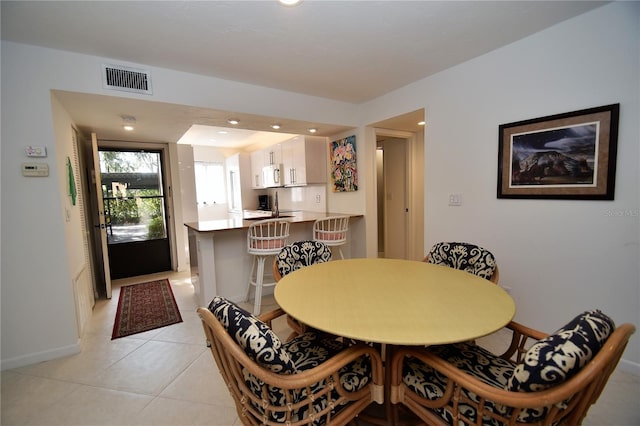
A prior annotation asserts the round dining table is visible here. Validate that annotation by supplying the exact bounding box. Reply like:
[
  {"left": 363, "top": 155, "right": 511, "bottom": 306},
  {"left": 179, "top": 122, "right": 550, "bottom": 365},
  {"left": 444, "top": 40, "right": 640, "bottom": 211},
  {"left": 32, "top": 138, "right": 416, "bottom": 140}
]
[{"left": 274, "top": 258, "right": 515, "bottom": 346}]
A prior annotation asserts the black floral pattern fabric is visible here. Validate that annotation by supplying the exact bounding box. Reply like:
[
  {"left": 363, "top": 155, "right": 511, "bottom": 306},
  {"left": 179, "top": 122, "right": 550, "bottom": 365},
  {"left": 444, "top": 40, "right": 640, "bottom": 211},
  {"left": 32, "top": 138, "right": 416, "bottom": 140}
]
[
  {"left": 507, "top": 309, "right": 615, "bottom": 392},
  {"left": 402, "top": 310, "right": 616, "bottom": 424},
  {"left": 208, "top": 296, "right": 373, "bottom": 424},
  {"left": 426, "top": 242, "right": 496, "bottom": 280},
  {"left": 275, "top": 240, "right": 332, "bottom": 278},
  {"left": 403, "top": 342, "right": 514, "bottom": 425},
  {"left": 208, "top": 296, "right": 297, "bottom": 374}
]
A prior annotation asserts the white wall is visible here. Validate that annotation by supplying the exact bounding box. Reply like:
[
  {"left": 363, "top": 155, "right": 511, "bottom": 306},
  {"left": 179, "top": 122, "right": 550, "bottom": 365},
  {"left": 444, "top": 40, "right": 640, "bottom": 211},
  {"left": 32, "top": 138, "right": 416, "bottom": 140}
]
[
  {"left": 363, "top": 2, "right": 640, "bottom": 371},
  {"left": 0, "top": 42, "right": 359, "bottom": 369}
]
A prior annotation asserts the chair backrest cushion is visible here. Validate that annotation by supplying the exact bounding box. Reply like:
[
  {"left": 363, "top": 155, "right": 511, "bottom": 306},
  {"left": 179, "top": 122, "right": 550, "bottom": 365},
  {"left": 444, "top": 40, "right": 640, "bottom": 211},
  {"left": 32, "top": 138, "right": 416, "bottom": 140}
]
[
  {"left": 275, "top": 240, "right": 332, "bottom": 278},
  {"left": 507, "top": 309, "right": 615, "bottom": 392},
  {"left": 208, "top": 296, "right": 297, "bottom": 374},
  {"left": 427, "top": 242, "right": 496, "bottom": 280}
]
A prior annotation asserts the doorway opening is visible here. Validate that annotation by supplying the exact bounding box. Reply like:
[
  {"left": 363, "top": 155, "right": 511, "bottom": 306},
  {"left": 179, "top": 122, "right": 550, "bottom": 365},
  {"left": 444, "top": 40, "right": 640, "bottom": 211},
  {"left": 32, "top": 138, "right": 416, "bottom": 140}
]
[
  {"left": 370, "top": 108, "right": 425, "bottom": 260},
  {"left": 376, "top": 134, "right": 409, "bottom": 259},
  {"left": 94, "top": 147, "right": 172, "bottom": 285}
]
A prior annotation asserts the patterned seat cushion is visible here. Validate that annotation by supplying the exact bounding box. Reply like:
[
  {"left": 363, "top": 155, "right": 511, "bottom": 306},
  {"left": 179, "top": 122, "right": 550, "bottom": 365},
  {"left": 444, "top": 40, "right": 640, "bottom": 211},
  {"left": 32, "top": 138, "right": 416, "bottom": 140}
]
[
  {"left": 208, "top": 296, "right": 297, "bottom": 374},
  {"left": 403, "top": 342, "right": 514, "bottom": 426},
  {"left": 245, "top": 331, "right": 373, "bottom": 423},
  {"left": 403, "top": 311, "right": 616, "bottom": 424},
  {"left": 507, "top": 310, "right": 615, "bottom": 392},
  {"left": 209, "top": 297, "right": 372, "bottom": 424},
  {"left": 427, "top": 242, "right": 496, "bottom": 280},
  {"left": 276, "top": 240, "right": 332, "bottom": 278}
]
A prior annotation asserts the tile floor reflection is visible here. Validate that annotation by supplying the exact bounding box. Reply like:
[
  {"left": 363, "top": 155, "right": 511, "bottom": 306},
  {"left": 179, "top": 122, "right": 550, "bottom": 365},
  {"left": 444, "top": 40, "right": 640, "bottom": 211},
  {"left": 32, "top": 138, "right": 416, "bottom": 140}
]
[{"left": 2, "top": 270, "right": 638, "bottom": 425}]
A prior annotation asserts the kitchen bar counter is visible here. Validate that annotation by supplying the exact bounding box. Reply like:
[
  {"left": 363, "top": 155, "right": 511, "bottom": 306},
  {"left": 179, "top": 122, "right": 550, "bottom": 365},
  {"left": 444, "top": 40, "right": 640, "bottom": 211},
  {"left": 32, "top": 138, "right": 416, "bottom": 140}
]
[
  {"left": 184, "top": 210, "right": 352, "bottom": 233},
  {"left": 185, "top": 211, "right": 363, "bottom": 307}
]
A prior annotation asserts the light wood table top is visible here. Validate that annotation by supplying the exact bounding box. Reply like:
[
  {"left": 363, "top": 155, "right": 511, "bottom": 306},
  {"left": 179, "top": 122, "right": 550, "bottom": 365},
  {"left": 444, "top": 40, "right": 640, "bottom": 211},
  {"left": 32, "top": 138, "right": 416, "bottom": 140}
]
[{"left": 274, "top": 258, "right": 515, "bottom": 346}]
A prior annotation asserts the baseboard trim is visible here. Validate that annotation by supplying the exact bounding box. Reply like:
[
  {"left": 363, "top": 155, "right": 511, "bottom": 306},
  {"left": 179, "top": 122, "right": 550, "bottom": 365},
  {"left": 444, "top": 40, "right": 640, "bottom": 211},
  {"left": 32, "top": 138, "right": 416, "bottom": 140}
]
[
  {"left": 618, "top": 358, "right": 640, "bottom": 377},
  {"left": 1, "top": 341, "right": 80, "bottom": 371}
]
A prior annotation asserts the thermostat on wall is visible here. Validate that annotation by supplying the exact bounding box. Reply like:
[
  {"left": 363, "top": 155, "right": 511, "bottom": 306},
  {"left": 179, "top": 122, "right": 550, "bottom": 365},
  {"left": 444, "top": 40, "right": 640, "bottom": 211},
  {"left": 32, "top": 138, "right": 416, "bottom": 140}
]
[{"left": 22, "top": 162, "right": 49, "bottom": 177}]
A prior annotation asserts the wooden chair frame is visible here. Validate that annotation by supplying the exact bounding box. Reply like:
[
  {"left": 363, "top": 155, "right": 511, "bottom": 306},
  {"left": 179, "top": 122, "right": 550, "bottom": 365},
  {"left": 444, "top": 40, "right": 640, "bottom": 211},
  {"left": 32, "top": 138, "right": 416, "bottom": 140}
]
[
  {"left": 390, "top": 321, "right": 635, "bottom": 426},
  {"left": 198, "top": 307, "right": 384, "bottom": 426}
]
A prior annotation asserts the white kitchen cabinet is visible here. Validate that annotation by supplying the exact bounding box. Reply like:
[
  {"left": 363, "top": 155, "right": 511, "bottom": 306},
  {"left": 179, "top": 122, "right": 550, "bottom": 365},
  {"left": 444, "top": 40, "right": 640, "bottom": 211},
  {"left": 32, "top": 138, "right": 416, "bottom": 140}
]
[
  {"left": 264, "top": 144, "right": 282, "bottom": 166},
  {"left": 250, "top": 150, "right": 265, "bottom": 188},
  {"left": 282, "top": 135, "right": 327, "bottom": 186},
  {"left": 250, "top": 144, "right": 283, "bottom": 188}
]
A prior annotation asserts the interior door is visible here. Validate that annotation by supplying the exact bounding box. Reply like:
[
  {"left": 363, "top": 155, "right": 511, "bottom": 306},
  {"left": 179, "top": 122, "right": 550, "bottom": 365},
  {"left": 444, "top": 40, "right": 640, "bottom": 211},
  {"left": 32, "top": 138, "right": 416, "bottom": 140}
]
[
  {"left": 97, "top": 146, "right": 172, "bottom": 279},
  {"left": 378, "top": 137, "right": 408, "bottom": 259},
  {"left": 91, "top": 133, "right": 112, "bottom": 298}
]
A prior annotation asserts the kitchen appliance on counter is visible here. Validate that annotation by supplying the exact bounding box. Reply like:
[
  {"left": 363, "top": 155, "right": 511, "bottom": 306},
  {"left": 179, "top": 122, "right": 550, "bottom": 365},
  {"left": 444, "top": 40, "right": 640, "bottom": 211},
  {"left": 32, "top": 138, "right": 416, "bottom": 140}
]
[{"left": 258, "top": 194, "right": 271, "bottom": 211}]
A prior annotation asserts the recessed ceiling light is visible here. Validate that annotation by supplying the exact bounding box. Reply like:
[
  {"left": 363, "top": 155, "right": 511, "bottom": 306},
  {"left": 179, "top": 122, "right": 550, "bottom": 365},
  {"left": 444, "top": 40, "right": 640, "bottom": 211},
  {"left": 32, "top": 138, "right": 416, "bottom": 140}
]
[
  {"left": 418, "top": 121, "right": 426, "bottom": 126},
  {"left": 279, "top": 0, "right": 302, "bottom": 6},
  {"left": 308, "top": 128, "right": 317, "bottom": 133},
  {"left": 271, "top": 124, "right": 281, "bottom": 130},
  {"left": 228, "top": 119, "right": 239, "bottom": 125},
  {"left": 122, "top": 115, "right": 136, "bottom": 131},
  {"left": 218, "top": 130, "right": 228, "bottom": 134}
]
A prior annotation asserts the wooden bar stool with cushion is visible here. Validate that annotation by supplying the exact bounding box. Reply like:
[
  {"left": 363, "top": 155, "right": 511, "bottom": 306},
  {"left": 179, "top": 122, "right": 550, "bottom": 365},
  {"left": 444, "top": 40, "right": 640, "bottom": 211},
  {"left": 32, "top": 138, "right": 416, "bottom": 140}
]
[
  {"left": 312, "top": 215, "right": 350, "bottom": 259},
  {"left": 246, "top": 218, "right": 290, "bottom": 315}
]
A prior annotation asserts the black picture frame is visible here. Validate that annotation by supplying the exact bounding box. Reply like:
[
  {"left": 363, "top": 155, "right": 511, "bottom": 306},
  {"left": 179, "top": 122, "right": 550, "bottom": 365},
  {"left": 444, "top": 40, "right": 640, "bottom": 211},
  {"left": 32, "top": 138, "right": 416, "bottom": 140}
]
[{"left": 497, "top": 104, "right": 619, "bottom": 200}]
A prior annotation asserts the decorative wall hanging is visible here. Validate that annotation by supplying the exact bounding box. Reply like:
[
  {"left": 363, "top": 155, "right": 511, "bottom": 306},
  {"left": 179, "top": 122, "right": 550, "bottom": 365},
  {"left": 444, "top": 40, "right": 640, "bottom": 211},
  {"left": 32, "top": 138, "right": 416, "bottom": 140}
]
[
  {"left": 497, "top": 104, "right": 619, "bottom": 200},
  {"left": 66, "top": 156, "right": 77, "bottom": 206},
  {"left": 330, "top": 135, "right": 358, "bottom": 192}
]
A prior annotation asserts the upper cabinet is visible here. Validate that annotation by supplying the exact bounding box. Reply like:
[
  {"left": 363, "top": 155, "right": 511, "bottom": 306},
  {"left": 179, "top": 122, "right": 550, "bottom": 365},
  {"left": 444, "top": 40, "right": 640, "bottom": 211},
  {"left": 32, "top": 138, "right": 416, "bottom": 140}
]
[
  {"left": 264, "top": 144, "right": 282, "bottom": 166},
  {"left": 251, "top": 144, "right": 283, "bottom": 188},
  {"left": 281, "top": 136, "right": 327, "bottom": 187},
  {"left": 250, "top": 150, "right": 265, "bottom": 189}
]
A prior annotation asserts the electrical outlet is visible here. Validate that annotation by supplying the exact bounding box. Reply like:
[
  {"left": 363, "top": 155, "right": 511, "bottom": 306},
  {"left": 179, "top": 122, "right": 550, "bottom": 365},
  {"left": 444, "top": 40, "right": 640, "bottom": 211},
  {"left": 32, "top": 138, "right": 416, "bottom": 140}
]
[{"left": 315, "top": 194, "right": 321, "bottom": 203}]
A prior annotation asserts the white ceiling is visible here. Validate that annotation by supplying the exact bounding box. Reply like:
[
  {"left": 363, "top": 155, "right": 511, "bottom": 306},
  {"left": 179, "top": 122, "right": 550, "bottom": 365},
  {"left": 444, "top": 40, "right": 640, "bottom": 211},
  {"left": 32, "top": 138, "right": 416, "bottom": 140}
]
[{"left": 1, "top": 1, "right": 606, "bottom": 148}]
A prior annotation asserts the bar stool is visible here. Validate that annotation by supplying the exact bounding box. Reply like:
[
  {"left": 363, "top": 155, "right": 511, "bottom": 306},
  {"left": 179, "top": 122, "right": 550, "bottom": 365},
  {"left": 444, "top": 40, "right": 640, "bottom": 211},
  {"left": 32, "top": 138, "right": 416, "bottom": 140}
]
[
  {"left": 246, "top": 218, "right": 290, "bottom": 315},
  {"left": 312, "top": 216, "right": 350, "bottom": 259}
]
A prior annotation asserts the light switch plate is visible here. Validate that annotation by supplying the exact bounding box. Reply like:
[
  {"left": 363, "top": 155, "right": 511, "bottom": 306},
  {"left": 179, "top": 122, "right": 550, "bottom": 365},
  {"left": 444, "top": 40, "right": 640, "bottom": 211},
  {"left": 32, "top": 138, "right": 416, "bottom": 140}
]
[
  {"left": 448, "top": 193, "right": 462, "bottom": 206},
  {"left": 25, "top": 146, "right": 47, "bottom": 157}
]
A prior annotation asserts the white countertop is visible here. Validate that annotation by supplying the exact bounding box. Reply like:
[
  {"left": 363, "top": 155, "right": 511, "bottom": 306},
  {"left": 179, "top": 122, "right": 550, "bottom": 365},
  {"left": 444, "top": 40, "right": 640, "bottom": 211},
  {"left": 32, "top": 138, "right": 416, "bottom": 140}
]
[{"left": 184, "top": 211, "right": 361, "bottom": 233}]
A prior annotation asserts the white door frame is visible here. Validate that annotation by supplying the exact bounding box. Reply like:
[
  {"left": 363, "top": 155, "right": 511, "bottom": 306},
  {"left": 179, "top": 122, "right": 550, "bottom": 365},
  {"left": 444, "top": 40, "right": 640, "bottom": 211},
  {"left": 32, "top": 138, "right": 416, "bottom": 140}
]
[{"left": 374, "top": 128, "right": 416, "bottom": 259}]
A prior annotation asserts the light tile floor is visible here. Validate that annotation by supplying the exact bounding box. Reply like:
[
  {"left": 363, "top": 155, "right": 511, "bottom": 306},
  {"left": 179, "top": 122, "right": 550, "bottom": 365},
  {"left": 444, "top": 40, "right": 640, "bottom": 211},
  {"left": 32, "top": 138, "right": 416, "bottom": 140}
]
[{"left": 2, "top": 270, "right": 638, "bottom": 425}]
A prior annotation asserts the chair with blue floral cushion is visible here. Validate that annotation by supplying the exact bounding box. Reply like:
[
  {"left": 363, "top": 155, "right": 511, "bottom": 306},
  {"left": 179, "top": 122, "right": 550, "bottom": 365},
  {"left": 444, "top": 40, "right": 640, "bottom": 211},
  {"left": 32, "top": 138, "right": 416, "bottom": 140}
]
[
  {"left": 425, "top": 241, "right": 499, "bottom": 283},
  {"left": 390, "top": 310, "right": 635, "bottom": 426},
  {"left": 198, "top": 296, "right": 384, "bottom": 425},
  {"left": 273, "top": 240, "right": 333, "bottom": 282},
  {"left": 273, "top": 240, "right": 332, "bottom": 339}
]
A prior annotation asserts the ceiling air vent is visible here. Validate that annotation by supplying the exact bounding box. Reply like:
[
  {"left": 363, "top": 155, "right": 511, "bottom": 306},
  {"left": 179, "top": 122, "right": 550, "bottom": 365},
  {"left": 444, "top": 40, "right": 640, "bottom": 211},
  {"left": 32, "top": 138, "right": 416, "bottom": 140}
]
[{"left": 102, "top": 64, "right": 152, "bottom": 95}]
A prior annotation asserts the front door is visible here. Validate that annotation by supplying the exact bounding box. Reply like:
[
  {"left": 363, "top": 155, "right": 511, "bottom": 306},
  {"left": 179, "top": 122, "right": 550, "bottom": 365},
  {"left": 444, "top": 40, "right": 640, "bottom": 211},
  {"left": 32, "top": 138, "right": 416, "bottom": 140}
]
[{"left": 97, "top": 147, "right": 172, "bottom": 279}]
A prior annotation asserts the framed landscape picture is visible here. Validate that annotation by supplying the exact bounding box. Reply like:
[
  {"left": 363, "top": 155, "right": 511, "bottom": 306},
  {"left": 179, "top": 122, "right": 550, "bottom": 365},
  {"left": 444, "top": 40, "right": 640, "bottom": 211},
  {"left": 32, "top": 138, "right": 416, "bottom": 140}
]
[{"left": 497, "top": 104, "right": 619, "bottom": 200}]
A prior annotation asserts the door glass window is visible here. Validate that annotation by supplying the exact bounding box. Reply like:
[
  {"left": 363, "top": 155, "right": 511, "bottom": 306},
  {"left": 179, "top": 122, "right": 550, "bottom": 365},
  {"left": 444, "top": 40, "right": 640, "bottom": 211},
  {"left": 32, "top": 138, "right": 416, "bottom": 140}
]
[{"left": 98, "top": 150, "right": 167, "bottom": 244}]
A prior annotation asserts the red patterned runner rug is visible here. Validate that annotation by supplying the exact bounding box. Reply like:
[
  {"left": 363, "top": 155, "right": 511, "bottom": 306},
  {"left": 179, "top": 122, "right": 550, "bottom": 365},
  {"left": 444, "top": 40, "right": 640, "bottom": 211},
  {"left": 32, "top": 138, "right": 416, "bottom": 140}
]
[{"left": 112, "top": 279, "right": 183, "bottom": 339}]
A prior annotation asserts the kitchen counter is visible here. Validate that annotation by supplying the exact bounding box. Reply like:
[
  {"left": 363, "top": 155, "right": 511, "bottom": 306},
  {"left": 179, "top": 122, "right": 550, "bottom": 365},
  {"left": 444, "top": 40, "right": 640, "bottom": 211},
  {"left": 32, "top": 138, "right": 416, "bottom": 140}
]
[
  {"left": 184, "top": 210, "right": 356, "bottom": 233},
  {"left": 185, "top": 211, "right": 363, "bottom": 307}
]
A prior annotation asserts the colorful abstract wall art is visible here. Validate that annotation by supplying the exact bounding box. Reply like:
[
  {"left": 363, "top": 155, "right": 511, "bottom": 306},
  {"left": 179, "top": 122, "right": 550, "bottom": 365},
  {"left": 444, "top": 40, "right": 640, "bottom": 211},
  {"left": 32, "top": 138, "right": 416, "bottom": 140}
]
[{"left": 330, "top": 135, "right": 358, "bottom": 192}]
